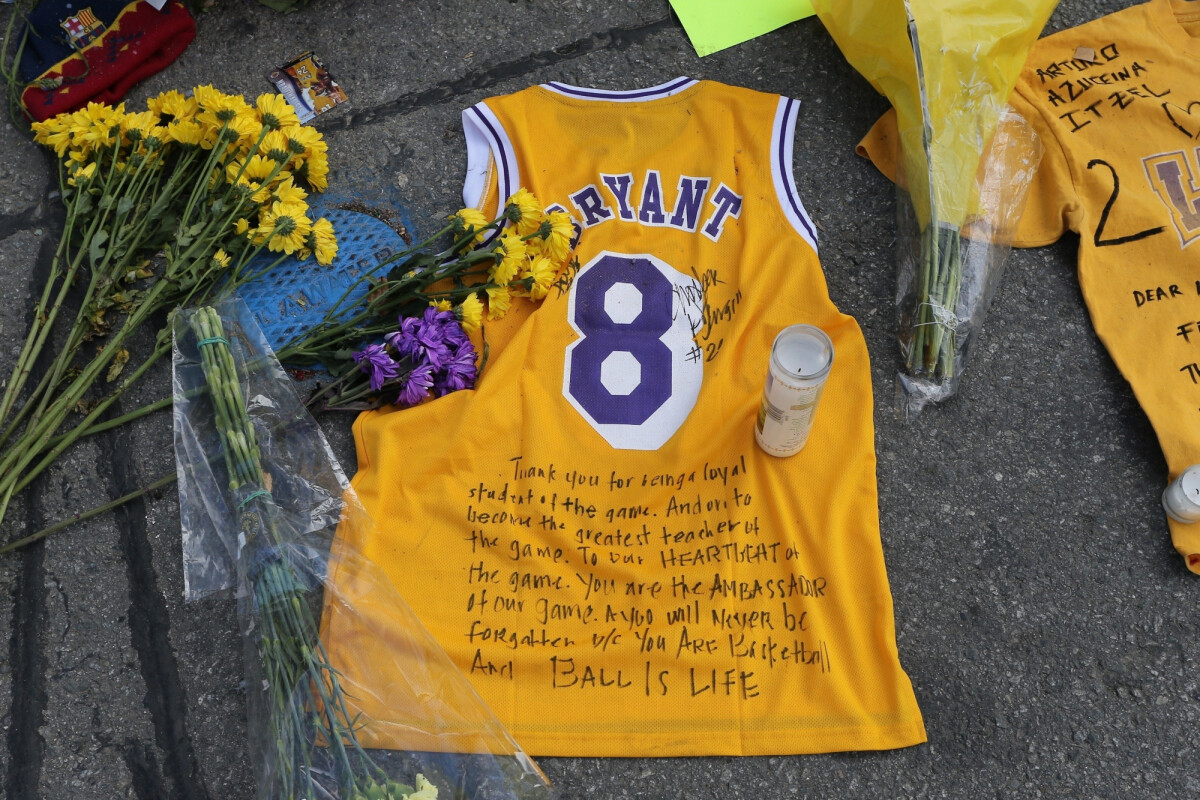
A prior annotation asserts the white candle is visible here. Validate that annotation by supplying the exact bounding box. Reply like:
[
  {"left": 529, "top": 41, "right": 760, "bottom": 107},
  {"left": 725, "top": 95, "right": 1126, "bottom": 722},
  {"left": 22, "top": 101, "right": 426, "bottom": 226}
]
[
  {"left": 755, "top": 325, "right": 834, "bottom": 457},
  {"left": 1163, "top": 465, "right": 1200, "bottom": 523},
  {"left": 775, "top": 329, "right": 833, "bottom": 378}
]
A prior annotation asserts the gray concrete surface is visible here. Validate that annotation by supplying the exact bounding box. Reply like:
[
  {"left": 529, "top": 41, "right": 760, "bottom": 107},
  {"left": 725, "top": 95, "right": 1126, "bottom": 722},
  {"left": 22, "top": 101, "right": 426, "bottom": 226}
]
[{"left": 2, "top": 0, "right": 1198, "bottom": 798}]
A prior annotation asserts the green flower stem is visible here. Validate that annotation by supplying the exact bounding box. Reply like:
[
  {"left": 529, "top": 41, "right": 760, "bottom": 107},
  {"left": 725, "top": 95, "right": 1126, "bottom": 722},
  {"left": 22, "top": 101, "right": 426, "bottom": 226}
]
[
  {"left": 179, "top": 125, "right": 234, "bottom": 231},
  {"left": 4, "top": 338, "right": 172, "bottom": 501},
  {"left": 25, "top": 154, "right": 164, "bottom": 428},
  {"left": 0, "top": 274, "right": 176, "bottom": 525},
  {"left": 0, "top": 179, "right": 270, "bottom": 508},
  {"left": 1, "top": 7, "right": 33, "bottom": 127},
  {"left": 189, "top": 305, "right": 398, "bottom": 798},
  {"left": 0, "top": 472, "right": 177, "bottom": 556},
  {"left": 906, "top": 223, "right": 962, "bottom": 380},
  {"left": 0, "top": 180, "right": 105, "bottom": 434}
]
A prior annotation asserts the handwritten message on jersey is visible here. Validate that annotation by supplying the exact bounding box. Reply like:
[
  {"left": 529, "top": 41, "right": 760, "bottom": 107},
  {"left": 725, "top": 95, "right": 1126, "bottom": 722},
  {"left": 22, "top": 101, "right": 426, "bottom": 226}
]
[{"left": 457, "top": 453, "right": 835, "bottom": 698}]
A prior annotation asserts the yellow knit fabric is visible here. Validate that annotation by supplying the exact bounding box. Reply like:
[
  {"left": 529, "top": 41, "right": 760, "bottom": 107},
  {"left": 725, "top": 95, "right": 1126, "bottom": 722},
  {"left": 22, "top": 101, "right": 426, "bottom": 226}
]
[
  {"left": 322, "top": 79, "right": 926, "bottom": 756},
  {"left": 859, "top": 0, "right": 1200, "bottom": 574}
]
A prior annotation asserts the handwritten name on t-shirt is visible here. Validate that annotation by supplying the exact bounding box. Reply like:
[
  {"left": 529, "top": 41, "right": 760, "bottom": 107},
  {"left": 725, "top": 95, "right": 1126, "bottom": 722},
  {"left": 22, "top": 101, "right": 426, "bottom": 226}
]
[{"left": 1033, "top": 43, "right": 1170, "bottom": 133}]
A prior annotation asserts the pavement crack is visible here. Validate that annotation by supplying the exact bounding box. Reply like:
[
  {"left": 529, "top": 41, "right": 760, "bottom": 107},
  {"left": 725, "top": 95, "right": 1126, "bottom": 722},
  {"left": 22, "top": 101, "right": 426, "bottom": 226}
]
[
  {"left": 120, "top": 738, "right": 170, "bottom": 800},
  {"left": 102, "top": 401, "right": 211, "bottom": 800},
  {"left": 45, "top": 569, "right": 71, "bottom": 645},
  {"left": 3, "top": 220, "right": 64, "bottom": 800},
  {"left": 326, "top": 15, "right": 675, "bottom": 131}
]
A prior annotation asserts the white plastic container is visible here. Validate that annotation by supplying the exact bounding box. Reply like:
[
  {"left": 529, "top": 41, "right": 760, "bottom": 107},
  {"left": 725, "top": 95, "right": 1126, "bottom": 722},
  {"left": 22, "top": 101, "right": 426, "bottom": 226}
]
[
  {"left": 1162, "top": 465, "right": 1200, "bottom": 523},
  {"left": 754, "top": 324, "right": 834, "bottom": 457}
]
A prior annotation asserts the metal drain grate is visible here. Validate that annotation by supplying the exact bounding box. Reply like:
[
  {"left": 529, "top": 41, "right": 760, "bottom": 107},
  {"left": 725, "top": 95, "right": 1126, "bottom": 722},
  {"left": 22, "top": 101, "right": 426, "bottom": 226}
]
[{"left": 237, "top": 200, "right": 411, "bottom": 355}]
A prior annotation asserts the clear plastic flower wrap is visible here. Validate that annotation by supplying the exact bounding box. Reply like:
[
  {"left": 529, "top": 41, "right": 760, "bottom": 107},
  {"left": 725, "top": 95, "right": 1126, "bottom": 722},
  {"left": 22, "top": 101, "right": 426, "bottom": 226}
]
[
  {"left": 172, "top": 297, "right": 554, "bottom": 800},
  {"left": 893, "top": 107, "right": 1044, "bottom": 418}
]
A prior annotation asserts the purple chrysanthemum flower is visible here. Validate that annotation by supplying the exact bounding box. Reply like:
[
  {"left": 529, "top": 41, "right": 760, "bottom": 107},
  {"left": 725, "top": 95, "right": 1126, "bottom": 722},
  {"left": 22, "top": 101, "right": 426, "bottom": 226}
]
[
  {"left": 388, "top": 308, "right": 457, "bottom": 370},
  {"left": 433, "top": 339, "right": 478, "bottom": 397},
  {"left": 396, "top": 362, "right": 434, "bottom": 406},
  {"left": 351, "top": 343, "right": 400, "bottom": 391},
  {"left": 442, "top": 319, "right": 470, "bottom": 350}
]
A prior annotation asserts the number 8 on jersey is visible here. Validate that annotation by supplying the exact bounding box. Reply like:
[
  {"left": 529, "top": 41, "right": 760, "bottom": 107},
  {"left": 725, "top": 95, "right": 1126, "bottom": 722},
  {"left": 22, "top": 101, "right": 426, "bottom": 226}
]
[{"left": 563, "top": 251, "right": 704, "bottom": 450}]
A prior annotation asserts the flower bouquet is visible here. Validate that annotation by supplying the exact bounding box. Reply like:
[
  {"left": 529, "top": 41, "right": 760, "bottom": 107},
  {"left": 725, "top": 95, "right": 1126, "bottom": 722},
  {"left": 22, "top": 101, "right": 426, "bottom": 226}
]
[
  {"left": 813, "top": 0, "right": 1055, "bottom": 417},
  {"left": 174, "top": 300, "right": 553, "bottom": 800},
  {"left": 0, "top": 85, "right": 336, "bottom": 537},
  {"left": 0, "top": 186, "right": 577, "bottom": 554},
  {"left": 278, "top": 189, "right": 577, "bottom": 412}
]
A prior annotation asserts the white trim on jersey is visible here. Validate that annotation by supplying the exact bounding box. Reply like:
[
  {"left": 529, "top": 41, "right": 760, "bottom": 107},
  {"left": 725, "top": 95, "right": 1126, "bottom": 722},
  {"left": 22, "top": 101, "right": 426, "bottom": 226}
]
[
  {"left": 540, "top": 77, "right": 699, "bottom": 102},
  {"left": 771, "top": 96, "right": 819, "bottom": 254},
  {"left": 461, "top": 102, "right": 520, "bottom": 243}
]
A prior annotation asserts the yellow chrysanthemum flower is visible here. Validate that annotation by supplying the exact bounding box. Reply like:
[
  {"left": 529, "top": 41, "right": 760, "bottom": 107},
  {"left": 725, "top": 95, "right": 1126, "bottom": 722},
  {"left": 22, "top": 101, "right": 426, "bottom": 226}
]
[
  {"left": 121, "top": 110, "right": 158, "bottom": 144},
  {"left": 486, "top": 285, "right": 512, "bottom": 320},
  {"left": 431, "top": 299, "right": 453, "bottom": 312},
  {"left": 228, "top": 153, "right": 276, "bottom": 184},
  {"left": 260, "top": 203, "right": 313, "bottom": 255},
  {"left": 490, "top": 232, "right": 525, "bottom": 286},
  {"left": 256, "top": 93, "right": 300, "bottom": 130},
  {"left": 234, "top": 218, "right": 251, "bottom": 237},
  {"left": 31, "top": 117, "right": 73, "bottom": 155},
  {"left": 211, "top": 249, "right": 231, "bottom": 269},
  {"left": 149, "top": 89, "right": 197, "bottom": 122},
  {"left": 310, "top": 217, "right": 337, "bottom": 265},
  {"left": 66, "top": 161, "right": 97, "bottom": 186},
  {"left": 458, "top": 293, "right": 484, "bottom": 334},
  {"left": 525, "top": 254, "right": 557, "bottom": 301},
  {"left": 224, "top": 113, "right": 263, "bottom": 155},
  {"left": 453, "top": 207, "right": 490, "bottom": 244},
  {"left": 281, "top": 124, "right": 327, "bottom": 159},
  {"left": 294, "top": 154, "right": 328, "bottom": 192},
  {"left": 167, "top": 119, "right": 203, "bottom": 146},
  {"left": 505, "top": 188, "right": 543, "bottom": 236},
  {"left": 191, "top": 84, "right": 223, "bottom": 109},
  {"left": 543, "top": 210, "right": 575, "bottom": 264},
  {"left": 73, "top": 103, "right": 123, "bottom": 151},
  {"left": 261, "top": 129, "right": 294, "bottom": 163},
  {"left": 273, "top": 175, "right": 308, "bottom": 206}
]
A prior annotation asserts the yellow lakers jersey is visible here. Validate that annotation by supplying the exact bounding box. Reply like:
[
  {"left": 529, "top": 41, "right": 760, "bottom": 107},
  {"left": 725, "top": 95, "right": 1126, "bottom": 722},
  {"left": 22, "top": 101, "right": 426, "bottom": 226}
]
[{"left": 321, "top": 78, "right": 926, "bottom": 756}]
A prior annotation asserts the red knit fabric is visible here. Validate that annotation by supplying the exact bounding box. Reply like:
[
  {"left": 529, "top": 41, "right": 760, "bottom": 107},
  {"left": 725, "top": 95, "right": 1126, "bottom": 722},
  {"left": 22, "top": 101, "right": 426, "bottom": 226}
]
[{"left": 21, "top": 1, "right": 195, "bottom": 122}]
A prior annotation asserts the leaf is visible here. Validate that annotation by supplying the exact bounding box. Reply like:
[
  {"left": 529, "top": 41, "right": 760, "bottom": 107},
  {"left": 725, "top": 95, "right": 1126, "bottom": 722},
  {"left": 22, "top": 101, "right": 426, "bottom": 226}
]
[
  {"left": 88, "top": 230, "right": 110, "bottom": 267},
  {"left": 116, "top": 196, "right": 134, "bottom": 216},
  {"left": 98, "top": 194, "right": 115, "bottom": 211},
  {"left": 106, "top": 348, "right": 130, "bottom": 383},
  {"left": 386, "top": 252, "right": 439, "bottom": 282}
]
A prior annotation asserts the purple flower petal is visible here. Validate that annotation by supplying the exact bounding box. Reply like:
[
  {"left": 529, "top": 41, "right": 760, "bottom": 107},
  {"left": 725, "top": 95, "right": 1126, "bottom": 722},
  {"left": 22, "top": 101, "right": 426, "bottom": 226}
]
[
  {"left": 352, "top": 343, "right": 401, "bottom": 391},
  {"left": 397, "top": 362, "right": 434, "bottom": 406}
]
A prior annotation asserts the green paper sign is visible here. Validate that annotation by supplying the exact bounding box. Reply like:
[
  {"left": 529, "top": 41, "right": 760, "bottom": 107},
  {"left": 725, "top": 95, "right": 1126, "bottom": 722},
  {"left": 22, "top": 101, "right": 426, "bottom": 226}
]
[{"left": 671, "top": 0, "right": 815, "bottom": 57}]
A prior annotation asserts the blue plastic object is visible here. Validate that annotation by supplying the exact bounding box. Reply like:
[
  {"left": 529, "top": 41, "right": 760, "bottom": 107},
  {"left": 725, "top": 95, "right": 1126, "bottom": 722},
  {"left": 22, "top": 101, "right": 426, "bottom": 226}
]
[{"left": 236, "top": 197, "right": 412, "bottom": 355}]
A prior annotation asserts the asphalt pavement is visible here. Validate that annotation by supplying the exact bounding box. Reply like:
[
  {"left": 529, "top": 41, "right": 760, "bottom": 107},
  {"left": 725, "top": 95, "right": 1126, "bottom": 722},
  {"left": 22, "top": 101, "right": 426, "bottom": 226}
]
[{"left": 1, "top": 0, "right": 1197, "bottom": 798}]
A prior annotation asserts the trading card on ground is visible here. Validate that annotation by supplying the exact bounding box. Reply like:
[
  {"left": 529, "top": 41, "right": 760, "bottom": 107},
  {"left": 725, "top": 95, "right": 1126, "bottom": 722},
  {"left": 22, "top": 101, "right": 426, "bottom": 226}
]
[{"left": 267, "top": 51, "right": 348, "bottom": 123}]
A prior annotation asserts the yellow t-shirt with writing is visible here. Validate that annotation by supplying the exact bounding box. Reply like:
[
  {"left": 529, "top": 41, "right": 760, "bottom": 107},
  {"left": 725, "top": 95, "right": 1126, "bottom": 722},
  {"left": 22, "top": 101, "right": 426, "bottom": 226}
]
[
  {"left": 859, "top": 0, "right": 1200, "bottom": 575},
  {"left": 322, "top": 79, "right": 926, "bottom": 756}
]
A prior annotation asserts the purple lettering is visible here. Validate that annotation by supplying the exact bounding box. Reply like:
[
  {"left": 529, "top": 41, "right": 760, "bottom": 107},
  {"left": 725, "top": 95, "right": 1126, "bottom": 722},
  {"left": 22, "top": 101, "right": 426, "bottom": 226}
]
[
  {"left": 701, "top": 183, "right": 743, "bottom": 242},
  {"left": 570, "top": 184, "right": 614, "bottom": 228},
  {"left": 601, "top": 173, "right": 637, "bottom": 221},
  {"left": 1155, "top": 159, "right": 1200, "bottom": 232},
  {"left": 639, "top": 170, "right": 666, "bottom": 225},
  {"left": 668, "top": 176, "right": 711, "bottom": 232}
]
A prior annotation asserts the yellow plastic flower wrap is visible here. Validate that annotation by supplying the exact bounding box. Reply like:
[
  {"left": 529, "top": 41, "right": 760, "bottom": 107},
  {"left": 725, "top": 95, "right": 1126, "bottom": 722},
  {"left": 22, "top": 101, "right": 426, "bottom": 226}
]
[
  {"left": 813, "top": 0, "right": 1057, "bottom": 416},
  {"left": 172, "top": 298, "right": 553, "bottom": 800}
]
